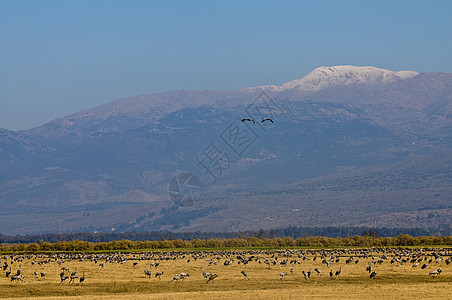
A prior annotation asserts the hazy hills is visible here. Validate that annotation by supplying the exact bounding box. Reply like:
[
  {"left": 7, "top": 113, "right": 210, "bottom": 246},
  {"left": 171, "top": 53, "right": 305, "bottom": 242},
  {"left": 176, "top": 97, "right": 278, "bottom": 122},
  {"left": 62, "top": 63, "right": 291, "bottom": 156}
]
[{"left": 1, "top": 66, "right": 451, "bottom": 235}]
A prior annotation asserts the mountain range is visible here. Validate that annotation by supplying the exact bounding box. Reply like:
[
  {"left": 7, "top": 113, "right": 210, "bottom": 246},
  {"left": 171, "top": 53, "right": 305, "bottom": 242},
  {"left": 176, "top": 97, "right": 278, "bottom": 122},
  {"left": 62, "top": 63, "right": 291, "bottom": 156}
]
[{"left": 1, "top": 65, "right": 451, "bottom": 235}]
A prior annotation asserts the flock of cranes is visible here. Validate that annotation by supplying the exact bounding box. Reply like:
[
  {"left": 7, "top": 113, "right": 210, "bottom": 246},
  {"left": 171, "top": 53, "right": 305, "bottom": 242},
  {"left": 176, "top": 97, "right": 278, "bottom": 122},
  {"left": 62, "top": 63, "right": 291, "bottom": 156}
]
[
  {"left": 58, "top": 267, "right": 85, "bottom": 284},
  {"left": 1, "top": 247, "right": 450, "bottom": 286}
]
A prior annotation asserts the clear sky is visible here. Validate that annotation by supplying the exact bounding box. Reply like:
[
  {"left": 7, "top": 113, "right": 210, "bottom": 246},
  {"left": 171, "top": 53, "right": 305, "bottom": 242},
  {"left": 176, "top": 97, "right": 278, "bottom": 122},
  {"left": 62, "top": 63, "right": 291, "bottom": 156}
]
[{"left": 1, "top": 0, "right": 451, "bottom": 130}]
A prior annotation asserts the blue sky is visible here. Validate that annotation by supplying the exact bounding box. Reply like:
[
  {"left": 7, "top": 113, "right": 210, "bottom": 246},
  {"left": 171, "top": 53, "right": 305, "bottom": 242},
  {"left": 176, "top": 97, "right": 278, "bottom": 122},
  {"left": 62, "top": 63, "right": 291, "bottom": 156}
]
[{"left": 1, "top": 0, "right": 452, "bottom": 130}]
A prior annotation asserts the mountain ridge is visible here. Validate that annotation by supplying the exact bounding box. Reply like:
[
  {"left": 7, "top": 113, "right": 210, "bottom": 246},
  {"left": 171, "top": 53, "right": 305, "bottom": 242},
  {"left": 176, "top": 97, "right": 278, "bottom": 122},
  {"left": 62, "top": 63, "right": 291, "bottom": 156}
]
[
  {"left": 243, "top": 65, "right": 419, "bottom": 93},
  {"left": 1, "top": 65, "right": 451, "bottom": 235}
]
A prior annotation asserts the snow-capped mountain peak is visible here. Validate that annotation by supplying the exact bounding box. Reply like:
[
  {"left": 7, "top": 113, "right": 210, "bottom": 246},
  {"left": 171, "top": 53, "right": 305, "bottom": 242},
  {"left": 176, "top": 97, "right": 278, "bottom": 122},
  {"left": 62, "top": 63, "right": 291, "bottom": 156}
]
[{"left": 245, "top": 65, "right": 419, "bottom": 93}]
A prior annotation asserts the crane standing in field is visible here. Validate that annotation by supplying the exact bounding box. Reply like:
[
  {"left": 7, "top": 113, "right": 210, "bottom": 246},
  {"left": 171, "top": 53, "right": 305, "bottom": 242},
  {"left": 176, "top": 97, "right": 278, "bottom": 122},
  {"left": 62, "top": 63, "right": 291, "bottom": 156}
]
[
  {"left": 69, "top": 273, "right": 79, "bottom": 284},
  {"left": 144, "top": 268, "right": 151, "bottom": 278},
  {"left": 206, "top": 274, "right": 218, "bottom": 283},
  {"left": 169, "top": 274, "right": 182, "bottom": 283},
  {"left": 429, "top": 268, "right": 442, "bottom": 276},
  {"left": 241, "top": 270, "right": 250, "bottom": 280},
  {"left": 59, "top": 275, "right": 69, "bottom": 284},
  {"left": 10, "top": 274, "right": 25, "bottom": 282},
  {"left": 69, "top": 267, "right": 78, "bottom": 284},
  {"left": 370, "top": 271, "right": 377, "bottom": 279},
  {"left": 202, "top": 267, "right": 211, "bottom": 279},
  {"left": 280, "top": 272, "right": 287, "bottom": 280},
  {"left": 16, "top": 264, "right": 22, "bottom": 276},
  {"left": 155, "top": 271, "right": 164, "bottom": 280}
]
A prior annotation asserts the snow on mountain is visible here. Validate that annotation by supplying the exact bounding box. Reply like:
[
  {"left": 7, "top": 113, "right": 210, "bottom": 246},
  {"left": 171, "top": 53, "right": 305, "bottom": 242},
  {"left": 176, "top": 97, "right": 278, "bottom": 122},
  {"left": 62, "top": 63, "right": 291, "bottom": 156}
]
[
  {"left": 245, "top": 65, "right": 419, "bottom": 93},
  {"left": 23, "top": 65, "right": 421, "bottom": 148}
]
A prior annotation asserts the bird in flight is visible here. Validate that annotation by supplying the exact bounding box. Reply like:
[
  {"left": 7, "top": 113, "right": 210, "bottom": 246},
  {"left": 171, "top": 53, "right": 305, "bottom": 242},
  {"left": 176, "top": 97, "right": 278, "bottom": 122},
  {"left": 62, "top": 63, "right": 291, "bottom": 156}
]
[
  {"left": 261, "top": 118, "right": 273, "bottom": 123},
  {"left": 241, "top": 118, "right": 255, "bottom": 124}
]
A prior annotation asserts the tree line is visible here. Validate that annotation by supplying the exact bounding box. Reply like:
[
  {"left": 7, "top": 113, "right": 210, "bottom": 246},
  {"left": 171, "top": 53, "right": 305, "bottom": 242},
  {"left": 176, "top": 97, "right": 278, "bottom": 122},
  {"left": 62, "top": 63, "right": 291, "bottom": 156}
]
[
  {"left": 1, "top": 234, "right": 451, "bottom": 252},
  {"left": 1, "top": 225, "right": 450, "bottom": 245}
]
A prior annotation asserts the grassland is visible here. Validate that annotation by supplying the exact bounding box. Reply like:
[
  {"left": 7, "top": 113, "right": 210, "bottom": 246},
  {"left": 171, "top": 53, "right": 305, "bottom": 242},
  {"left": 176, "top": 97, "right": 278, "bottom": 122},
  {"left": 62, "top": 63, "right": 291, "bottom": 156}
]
[{"left": 1, "top": 248, "right": 451, "bottom": 299}]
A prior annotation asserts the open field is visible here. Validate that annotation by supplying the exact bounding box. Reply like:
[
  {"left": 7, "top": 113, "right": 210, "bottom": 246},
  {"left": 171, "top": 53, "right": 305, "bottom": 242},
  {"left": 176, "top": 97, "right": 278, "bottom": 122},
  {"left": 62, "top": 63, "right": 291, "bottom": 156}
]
[{"left": 1, "top": 248, "right": 451, "bottom": 299}]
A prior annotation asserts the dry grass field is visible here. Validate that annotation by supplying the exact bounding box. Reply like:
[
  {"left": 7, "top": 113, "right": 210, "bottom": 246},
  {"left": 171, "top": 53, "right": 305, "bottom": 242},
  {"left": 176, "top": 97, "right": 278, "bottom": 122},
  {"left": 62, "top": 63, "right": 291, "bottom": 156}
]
[{"left": 1, "top": 248, "right": 451, "bottom": 299}]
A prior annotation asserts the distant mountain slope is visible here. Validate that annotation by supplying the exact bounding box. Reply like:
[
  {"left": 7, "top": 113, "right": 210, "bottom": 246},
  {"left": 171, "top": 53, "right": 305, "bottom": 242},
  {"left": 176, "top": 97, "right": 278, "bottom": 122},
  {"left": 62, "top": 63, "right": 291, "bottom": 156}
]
[
  {"left": 0, "top": 65, "right": 451, "bottom": 235},
  {"left": 0, "top": 129, "right": 52, "bottom": 174},
  {"left": 23, "top": 90, "right": 240, "bottom": 149},
  {"left": 161, "top": 152, "right": 452, "bottom": 232}
]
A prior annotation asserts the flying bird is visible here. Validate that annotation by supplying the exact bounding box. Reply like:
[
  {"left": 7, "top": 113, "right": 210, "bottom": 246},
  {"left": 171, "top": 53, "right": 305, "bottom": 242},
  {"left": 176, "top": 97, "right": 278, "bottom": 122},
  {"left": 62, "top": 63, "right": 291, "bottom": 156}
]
[
  {"left": 241, "top": 118, "right": 255, "bottom": 124},
  {"left": 261, "top": 118, "right": 273, "bottom": 123}
]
